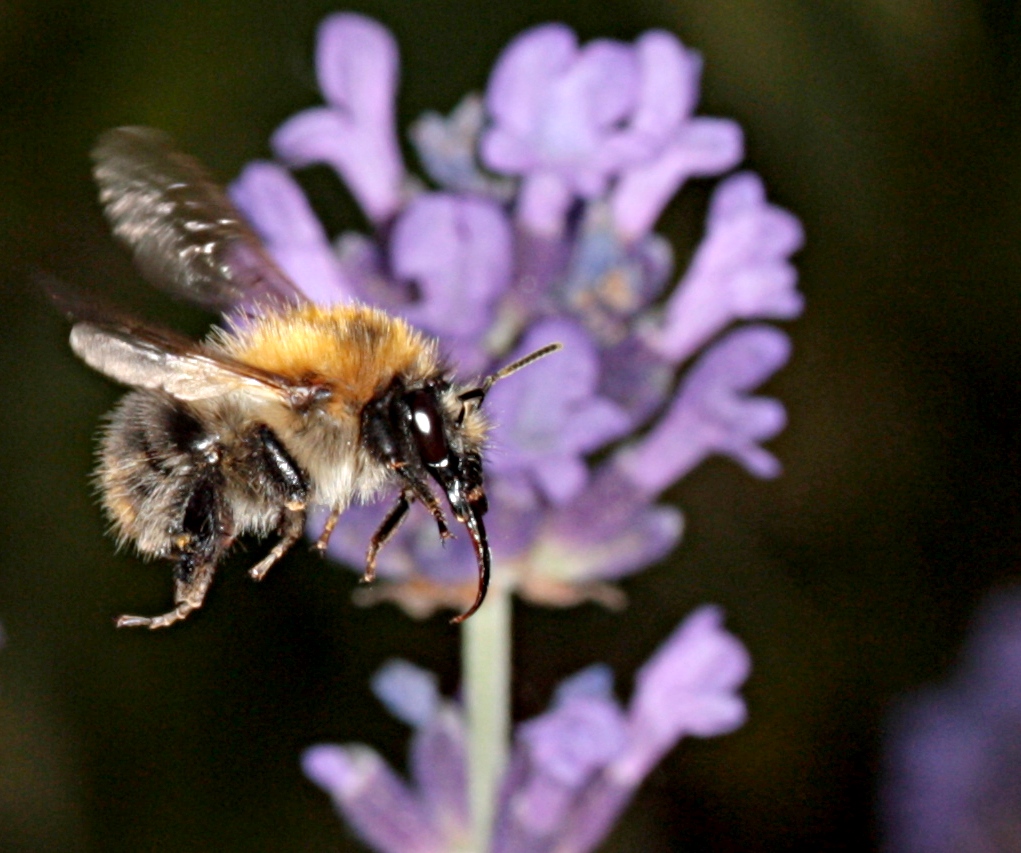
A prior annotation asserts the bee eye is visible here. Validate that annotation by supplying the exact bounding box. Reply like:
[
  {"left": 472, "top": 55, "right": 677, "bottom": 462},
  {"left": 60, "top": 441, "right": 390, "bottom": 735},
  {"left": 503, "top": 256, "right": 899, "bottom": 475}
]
[{"left": 405, "top": 390, "right": 449, "bottom": 467}]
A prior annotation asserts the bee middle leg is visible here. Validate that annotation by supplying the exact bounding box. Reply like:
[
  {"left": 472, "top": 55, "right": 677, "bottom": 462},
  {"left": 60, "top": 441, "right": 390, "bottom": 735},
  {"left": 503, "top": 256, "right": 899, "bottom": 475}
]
[
  {"left": 313, "top": 506, "right": 342, "bottom": 555},
  {"left": 249, "top": 507, "right": 305, "bottom": 581},
  {"left": 363, "top": 491, "right": 413, "bottom": 584},
  {"left": 244, "top": 424, "right": 309, "bottom": 582}
]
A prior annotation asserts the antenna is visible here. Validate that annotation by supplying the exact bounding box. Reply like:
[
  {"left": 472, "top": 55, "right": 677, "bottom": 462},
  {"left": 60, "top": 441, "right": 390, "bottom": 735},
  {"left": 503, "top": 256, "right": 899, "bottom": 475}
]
[{"left": 458, "top": 342, "right": 563, "bottom": 407}]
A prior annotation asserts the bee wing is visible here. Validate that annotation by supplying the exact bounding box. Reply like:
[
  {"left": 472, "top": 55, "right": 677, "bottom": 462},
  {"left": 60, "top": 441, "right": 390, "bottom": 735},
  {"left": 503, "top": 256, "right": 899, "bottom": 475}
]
[
  {"left": 92, "top": 126, "right": 306, "bottom": 313},
  {"left": 70, "top": 320, "right": 296, "bottom": 402}
]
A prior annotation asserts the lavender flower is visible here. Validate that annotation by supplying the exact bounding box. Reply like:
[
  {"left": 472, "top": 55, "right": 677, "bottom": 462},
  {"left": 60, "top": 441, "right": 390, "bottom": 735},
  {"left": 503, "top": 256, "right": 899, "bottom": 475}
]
[
  {"left": 230, "top": 14, "right": 803, "bottom": 619},
  {"left": 883, "top": 588, "right": 1021, "bottom": 853},
  {"left": 231, "top": 13, "right": 801, "bottom": 849},
  {"left": 305, "top": 606, "right": 750, "bottom": 853}
]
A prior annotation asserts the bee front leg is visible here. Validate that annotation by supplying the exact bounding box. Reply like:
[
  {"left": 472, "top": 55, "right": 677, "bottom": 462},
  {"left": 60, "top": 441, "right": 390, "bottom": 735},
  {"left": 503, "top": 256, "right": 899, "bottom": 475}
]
[
  {"left": 363, "top": 491, "right": 413, "bottom": 584},
  {"left": 249, "top": 507, "right": 305, "bottom": 581}
]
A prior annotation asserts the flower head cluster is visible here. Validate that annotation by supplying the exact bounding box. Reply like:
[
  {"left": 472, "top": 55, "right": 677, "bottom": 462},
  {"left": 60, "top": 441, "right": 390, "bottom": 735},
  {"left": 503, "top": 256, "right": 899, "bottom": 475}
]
[
  {"left": 230, "top": 13, "right": 803, "bottom": 617},
  {"left": 883, "top": 588, "right": 1021, "bottom": 853},
  {"left": 304, "top": 606, "right": 749, "bottom": 853}
]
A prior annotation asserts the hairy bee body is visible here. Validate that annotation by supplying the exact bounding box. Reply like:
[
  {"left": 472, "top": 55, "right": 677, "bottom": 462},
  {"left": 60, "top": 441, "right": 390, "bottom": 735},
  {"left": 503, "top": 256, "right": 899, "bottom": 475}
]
[
  {"left": 100, "top": 303, "right": 486, "bottom": 558},
  {"left": 67, "top": 126, "right": 557, "bottom": 629}
]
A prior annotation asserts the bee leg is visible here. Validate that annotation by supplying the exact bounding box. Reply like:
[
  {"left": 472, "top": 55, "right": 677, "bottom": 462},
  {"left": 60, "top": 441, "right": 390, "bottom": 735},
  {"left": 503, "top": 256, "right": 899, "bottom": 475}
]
[
  {"left": 393, "top": 465, "right": 452, "bottom": 542},
  {"left": 363, "top": 491, "right": 413, "bottom": 584},
  {"left": 253, "top": 425, "right": 308, "bottom": 509},
  {"left": 249, "top": 507, "right": 305, "bottom": 581},
  {"left": 116, "top": 556, "right": 217, "bottom": 629},
  {"left": 313, "top": 506, "right": 342, "bottom": 555},
  {"left": 117, "top": 471, "right": 229, "bottom": 629}
]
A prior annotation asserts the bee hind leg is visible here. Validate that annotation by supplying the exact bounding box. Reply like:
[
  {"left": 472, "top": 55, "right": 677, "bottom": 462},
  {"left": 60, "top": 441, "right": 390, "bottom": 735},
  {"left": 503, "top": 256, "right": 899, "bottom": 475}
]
[
  {"left": 116, "top": 469, "right": 231, "bottom": 630},
  {"left": 249, "top": 506, "right": 305, "bottom": 581},
  {"left": 116, "top": 554, "right": 218, "bottom": 629}
]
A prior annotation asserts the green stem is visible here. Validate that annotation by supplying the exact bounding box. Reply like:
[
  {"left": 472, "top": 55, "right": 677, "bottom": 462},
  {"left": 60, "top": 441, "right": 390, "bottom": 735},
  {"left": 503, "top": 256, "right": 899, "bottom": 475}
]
[{"left": 461, "top": 579, "right": 512, "bottom": 851}]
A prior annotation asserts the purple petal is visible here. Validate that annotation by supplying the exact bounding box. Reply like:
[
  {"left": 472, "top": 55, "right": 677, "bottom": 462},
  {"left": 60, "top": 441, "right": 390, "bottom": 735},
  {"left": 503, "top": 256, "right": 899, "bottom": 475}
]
[
  {"left": 302, "top": 745, "right": 443, "bottom": 853},
  {"left": 499, "top": 692, "right": 628, "bottom": 838},
  {"left": 519, "top": 695, "right": 628, "bottom": 787},
  {"left": 515, "top": 171, "right": 575, "bottom": 236},
  {"left": 390, "top": 193, "right": 511, "bottom": 344},
  {"left": 485, "top": 320, "right": 631, "bottom": 505},
  {"left": 229, "top": 162, "right": 356, "bottom": 304},
  {"left": 371, "top": 660, "right": 441, "bottom": 727},
  {"left": 485, "top": 24, "right": 578, "bottom": 139},
  {"left": 616, "top": 325, "right": 791, "bottom": 494},
  {"left": 596, "top": 30, "right": 703, "bottom": 171},
  {"left": 481, "top": 24, "right": 645, "bottom": 221},
  {"left": 410, "top": 707, "right": 469, "bottom": 836},
  {"left": 410, "top": 95, "right": 515, "bottom": 198},
  {"left": 553, "top": 665, "right": 616, "bottom": 704},
  {"left": 611, "top": 118, "right": 744, "bottom": 241},
  {"left": 649, "top": 172, "right": 805, "bottom": 362},
  {"left": 317, "top": 14, "right": 398, "bottom": 125},
  {"left": 883, "top": 695, "right": 993, "bottom": 853},
  {"left": 553, "top": 775, "right": 636, "bottom": 853},
  {"left": 630, "top": 31, "right": 701, "bottom": 142},
  {"left": 272, "top": 14, "right": 404, "bottom": 223},
  {"left": 612, "top": 606, "right": 751, "bottom": 784},
  {"left": 597, "top": 334, "right": 675, "bottom": 425},
  {"left": 542, "top": 465, "right": 684, "bottom": 582}
]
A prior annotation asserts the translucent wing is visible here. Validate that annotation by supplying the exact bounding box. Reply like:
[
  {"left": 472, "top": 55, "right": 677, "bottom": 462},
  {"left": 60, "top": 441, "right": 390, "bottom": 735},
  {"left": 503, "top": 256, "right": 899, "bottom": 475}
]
[
  {"left": 92, "top": 126, "right": 305, "bottom": 313},
  {"left": 70, "top": 320, "right": 297, "bottom": 403}
]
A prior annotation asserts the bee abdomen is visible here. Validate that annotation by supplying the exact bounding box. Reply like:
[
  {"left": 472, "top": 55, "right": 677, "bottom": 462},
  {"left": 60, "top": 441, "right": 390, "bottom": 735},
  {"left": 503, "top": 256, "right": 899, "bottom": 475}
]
[{"left": 99, "top": 392, "right": 227, "bottom": 557}]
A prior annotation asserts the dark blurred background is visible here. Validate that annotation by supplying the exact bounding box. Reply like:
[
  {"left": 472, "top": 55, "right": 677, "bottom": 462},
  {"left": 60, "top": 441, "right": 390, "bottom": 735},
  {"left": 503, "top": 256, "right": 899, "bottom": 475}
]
[{"left": 2, "top": 0, "right": 1020, "bottom": 850}]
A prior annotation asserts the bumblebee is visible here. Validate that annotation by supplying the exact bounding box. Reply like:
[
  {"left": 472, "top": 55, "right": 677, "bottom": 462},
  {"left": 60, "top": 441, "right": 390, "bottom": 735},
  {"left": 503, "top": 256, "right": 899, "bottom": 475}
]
[{"left": 68, "top": 126, "right": 558, "bottom": 629}]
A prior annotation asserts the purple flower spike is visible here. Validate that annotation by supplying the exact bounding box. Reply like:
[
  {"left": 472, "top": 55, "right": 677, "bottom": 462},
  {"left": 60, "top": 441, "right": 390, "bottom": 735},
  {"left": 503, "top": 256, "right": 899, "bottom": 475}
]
[
  {"left": 272, "top": 13, "right": 405, "bottom": 224},
  {"left": 492, "top": 609, "right": 749, "bottom": 853},
  {"left": 649, "top": 172, "right": 805, "bottom": 363},
  {"left": 486, "top": 320, "right": 631, "bottom": 505},
  {"left": 232, "top": 13, "right": 801, "bottom": 611},
  {"left": 617, "top": 325, "right": 791, "bottom": 494},
  {"left": 230, "top": 161, "right": 356, "bottom": 304},
  {"left": 302, "top": 745, "right": 445, "bottom": 853}
]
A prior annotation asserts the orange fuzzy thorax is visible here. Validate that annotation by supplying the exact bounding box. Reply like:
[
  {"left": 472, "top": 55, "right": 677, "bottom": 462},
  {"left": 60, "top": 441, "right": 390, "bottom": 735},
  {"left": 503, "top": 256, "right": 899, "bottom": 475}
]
[{"left": 214, "top": 303, "right": 441, "bottom": 417}]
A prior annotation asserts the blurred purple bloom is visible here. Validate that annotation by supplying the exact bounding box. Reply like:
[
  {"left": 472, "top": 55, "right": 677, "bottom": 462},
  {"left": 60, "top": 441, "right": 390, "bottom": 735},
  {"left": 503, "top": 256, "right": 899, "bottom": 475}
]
[
  {"left": 480, "top": 26, "right": 743, "bottom": 237},
  {"left": 230, "top": 162, "right": 356, "bottom": 305},
  {"left": 232, "top": 15, "right": 802, "bottom": 617},
  {"left": 272, "top": 13, "right": 405, "bottom": 224},
  {"left": 883, "top": 589, "right": 1021, "bottom": 853},
  {"left": 305, "top": 607, "right": 749, "bottom": 853},
  {"left": 647, "top": 172, "right": 805, "bottom": 363}
]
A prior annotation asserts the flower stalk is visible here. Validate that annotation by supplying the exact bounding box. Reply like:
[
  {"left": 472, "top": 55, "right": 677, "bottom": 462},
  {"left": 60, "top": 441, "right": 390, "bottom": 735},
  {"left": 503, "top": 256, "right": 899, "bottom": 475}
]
[{"left": 462, "top": 578, "right": 512, "bottom": 851}]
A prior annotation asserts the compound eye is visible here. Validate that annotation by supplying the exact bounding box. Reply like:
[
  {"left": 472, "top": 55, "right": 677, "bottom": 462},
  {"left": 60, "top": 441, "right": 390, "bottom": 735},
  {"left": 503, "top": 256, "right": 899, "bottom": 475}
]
[{"left": 405, "top": 389, "right": 449, "bottom": 467}]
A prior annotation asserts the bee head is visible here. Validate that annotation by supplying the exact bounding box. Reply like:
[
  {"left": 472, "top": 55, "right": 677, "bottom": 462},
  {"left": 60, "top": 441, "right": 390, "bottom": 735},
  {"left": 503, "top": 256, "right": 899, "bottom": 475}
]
[{"left": 361, "top": 343, "right": 561, "bottom": 622}]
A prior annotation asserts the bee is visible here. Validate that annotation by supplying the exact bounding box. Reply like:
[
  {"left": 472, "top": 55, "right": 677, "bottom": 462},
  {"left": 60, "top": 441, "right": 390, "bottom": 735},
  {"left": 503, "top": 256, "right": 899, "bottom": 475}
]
[{"left": 67, "top": 126, "right": 559, "bottom": 629}]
